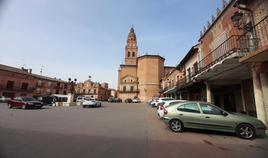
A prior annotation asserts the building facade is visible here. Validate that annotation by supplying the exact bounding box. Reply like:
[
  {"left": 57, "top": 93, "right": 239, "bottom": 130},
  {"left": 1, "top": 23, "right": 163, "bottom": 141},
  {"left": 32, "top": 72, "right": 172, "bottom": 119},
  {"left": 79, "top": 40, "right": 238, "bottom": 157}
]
[
  {"left": 117, "top": 28, "right": 169, "bottom": 102},
  {"left": 0, "top": 64, "right": 70, "bottom": 98},
  {"left": 161, "top": 0, "right": 268, "bottom": 127},
  {"left": 75, "top": 80, "right": 111, "bottom": 101}
]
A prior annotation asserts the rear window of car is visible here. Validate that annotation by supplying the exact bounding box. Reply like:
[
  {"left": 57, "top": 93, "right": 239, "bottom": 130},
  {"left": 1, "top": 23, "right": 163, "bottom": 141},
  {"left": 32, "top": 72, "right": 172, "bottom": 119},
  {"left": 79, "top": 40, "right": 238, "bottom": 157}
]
[{"left": 177, "top": 103, "right": 200, "bottom": 113}]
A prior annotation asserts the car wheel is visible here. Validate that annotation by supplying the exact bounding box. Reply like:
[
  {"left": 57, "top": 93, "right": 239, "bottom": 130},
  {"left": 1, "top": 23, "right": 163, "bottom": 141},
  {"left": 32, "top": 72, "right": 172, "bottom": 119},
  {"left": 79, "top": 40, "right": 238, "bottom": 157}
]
[
  {"left": 169, "top": 119, "right": 184, "bottom": 133},
  {"left": 236, "top": 124, "right": 256, "bottom": 139},
  {"left": 8, "top": 104, "right": 12, "bottom": 109},
  {"left": 83, "top": 105, "right": 86, "bottom": 108}
]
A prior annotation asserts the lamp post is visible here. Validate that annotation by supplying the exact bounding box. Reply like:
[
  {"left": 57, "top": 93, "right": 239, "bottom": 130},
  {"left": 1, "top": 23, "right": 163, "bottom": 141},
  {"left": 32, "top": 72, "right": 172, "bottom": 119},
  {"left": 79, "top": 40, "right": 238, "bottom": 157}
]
[{"left": 67, "top": 78, "right": 77, "bottom": 106}]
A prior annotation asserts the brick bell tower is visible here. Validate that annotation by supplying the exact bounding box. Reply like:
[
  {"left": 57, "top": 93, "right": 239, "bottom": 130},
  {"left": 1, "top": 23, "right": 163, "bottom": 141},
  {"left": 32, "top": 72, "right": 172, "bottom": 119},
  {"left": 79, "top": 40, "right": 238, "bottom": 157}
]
[{"left": 125, "top": 27, "right": 138, "bottom": 65}]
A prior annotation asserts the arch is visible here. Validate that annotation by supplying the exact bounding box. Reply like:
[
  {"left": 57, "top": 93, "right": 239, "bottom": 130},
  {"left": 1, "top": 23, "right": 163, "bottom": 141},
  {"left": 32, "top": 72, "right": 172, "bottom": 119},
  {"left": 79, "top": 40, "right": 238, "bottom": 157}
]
[
  {"left": 128, "top": 52, "right": 130, "bottom": 57},
  {"left": 132, "top": 52, "right": 135, "bottom": 57}
]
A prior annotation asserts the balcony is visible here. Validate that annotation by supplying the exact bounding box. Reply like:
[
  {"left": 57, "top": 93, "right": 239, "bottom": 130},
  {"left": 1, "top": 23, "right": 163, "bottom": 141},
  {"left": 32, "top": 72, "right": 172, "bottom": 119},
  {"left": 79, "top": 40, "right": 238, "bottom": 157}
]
[
  {"left": 239, "top": 15, "right": 268, "bottom": 62},
  {"left": 198, "top": 35, "right": 244, "bottom": 73}
]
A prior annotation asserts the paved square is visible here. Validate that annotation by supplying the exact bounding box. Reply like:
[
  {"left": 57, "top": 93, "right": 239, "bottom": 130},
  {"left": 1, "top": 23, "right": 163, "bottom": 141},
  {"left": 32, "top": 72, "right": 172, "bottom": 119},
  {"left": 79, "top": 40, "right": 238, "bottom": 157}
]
[{"left": 0, "top": 103, "right": 267, "bottom": 158}]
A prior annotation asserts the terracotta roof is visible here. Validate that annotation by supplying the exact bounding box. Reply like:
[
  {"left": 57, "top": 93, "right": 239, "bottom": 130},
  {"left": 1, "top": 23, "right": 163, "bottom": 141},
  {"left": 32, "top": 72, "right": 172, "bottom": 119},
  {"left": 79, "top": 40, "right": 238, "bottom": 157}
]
[{"left": 176, "top": 44, "right": 199, "bottom": 68}]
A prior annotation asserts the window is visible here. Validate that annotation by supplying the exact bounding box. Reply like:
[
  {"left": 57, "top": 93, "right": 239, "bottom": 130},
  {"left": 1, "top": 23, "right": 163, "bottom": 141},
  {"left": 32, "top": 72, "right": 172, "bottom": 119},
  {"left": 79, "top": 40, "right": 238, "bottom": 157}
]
[
  {"left": 94, "top": 89, "right": 96, "bottom": 94},
  {"left": 21, "top": 83, "right": 28, "bottom": 90},
  {"left": 199, "top": 103, "right": 223, "bottom": 115},
  {"left": 132, "top": 52, "right": 135, "bottom": 57},
  {"left": 177, "top": 103, "right": 200, "bottom": 113},
  {"left": 63, "top": 91, "right": 67, "bottom": 95},
  {"left": 128, "top": 52, "right": 130, "bottom": 57},
  {"left": 193, "top": 62, "right": 198, "bottom": 75},
  {"left": 37, "top": 80, "right": 42, "bottom": 86},
  {"left": 6, "top": 81, "right": 15, "bottom": 89},
  {"left": 83, "top": 89, "right": 86, "bottom": 93},
  {"left": 123, "top": 86, "right": 126, "bottom": 92},
  {"left": 48, "top": 82, "right": 52, "bottom": 87},
  {"left": 130, "top": 86, "right": 134, "bottom": 91},
  {"left": 64, "top": 84, "right": 68, "bottom": 89}
]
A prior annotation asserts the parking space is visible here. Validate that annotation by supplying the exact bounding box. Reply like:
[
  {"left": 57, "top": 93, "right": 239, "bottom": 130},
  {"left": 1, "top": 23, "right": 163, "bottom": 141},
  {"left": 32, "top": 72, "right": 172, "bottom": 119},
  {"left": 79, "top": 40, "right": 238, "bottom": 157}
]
[{"left": 0, "top": 102, "right": 267, "bottom": 158}]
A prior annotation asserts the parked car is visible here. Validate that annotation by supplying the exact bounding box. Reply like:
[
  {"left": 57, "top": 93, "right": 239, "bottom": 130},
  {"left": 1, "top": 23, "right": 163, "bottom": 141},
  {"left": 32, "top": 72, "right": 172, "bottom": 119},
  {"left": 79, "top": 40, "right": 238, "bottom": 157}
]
[
  {"left": 82, "top": 98, "right": 101, "bottom": 108},
  {"left": 125, "top": 98, "right": 133, "bottom": 103},
  {"left": 132, "top": 98, "right": 141, "bottom": 103},
  {"left": 7, "top": 97, "right": 43, "bottom": 109},
  {"left": 149, "top": 99, "right": 158, "bottom": 107},
  {"left": 152, "top": 97, "right": 174, "bottom": 107},
  {"left": 108, "top": 97, "right": 115, "bottom": 103},
  {"left": 76, "top": 96, "right": 85, "bottom": 102},
  {"left": 0, "top": 96, "right": 5, "bottom": 103},
  {"left": 162, "top": 101, "right": 267, "bottom": 139},
  {"left": 41, "top": 96, "right": 57, "bottom": 105},
  {"left": 157, "top": 100, "right": 188, "bottom": 118},
  {"left": 114, "top": 98, "right": 122, "bottom": 103}
]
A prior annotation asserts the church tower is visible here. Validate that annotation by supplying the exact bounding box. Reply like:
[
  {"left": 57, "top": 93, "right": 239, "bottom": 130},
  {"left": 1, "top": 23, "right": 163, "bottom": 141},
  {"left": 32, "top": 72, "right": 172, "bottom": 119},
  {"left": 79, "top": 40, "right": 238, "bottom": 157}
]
[{"left": 125, "top": 27, "right": 138, "bottom": 65}]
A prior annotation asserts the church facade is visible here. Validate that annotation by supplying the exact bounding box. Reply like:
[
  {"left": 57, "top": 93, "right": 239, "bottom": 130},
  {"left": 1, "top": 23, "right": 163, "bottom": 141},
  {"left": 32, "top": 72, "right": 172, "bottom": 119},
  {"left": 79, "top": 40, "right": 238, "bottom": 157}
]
[{"left": 117, "top": 28, "right": 174, "bottom": 102}]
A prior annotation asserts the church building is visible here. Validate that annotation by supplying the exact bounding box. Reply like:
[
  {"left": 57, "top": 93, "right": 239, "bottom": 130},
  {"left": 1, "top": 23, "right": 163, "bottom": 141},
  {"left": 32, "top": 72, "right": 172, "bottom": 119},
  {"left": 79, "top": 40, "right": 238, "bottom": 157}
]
[{"left": 117, "top": 27, "right": 174, "bottom": 102}]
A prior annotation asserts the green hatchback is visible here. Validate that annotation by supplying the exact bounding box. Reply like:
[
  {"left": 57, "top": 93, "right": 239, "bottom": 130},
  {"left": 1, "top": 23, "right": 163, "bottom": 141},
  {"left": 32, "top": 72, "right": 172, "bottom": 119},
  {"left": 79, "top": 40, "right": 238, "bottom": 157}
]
[{"left": 162, "top": 101, "right": 266, "bottom": 139}]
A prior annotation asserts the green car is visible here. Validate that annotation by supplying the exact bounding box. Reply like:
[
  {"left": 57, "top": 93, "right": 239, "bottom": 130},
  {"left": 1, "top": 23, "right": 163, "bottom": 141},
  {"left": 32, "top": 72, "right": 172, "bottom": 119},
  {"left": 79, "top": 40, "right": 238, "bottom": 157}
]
[{"left": 162, "top": 101, "right": 266, "bottom": 139}]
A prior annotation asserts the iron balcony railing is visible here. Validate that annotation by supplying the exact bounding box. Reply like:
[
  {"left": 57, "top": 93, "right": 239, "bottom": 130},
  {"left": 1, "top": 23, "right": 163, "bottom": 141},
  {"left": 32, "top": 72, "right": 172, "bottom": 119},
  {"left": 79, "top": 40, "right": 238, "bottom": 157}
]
[
  {"left": 239, "top": 15, "right": 268, "bottom": 54},
  {"left": 198, "top": 35, "right": 243, "bottom": 73}
]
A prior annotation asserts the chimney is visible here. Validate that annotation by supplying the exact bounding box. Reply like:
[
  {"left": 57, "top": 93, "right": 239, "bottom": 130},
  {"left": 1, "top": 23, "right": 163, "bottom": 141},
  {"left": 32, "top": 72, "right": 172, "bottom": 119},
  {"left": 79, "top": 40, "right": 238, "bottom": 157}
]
[
  {"left": 222, "top": 0, "right": 228, "bottom": 8},
  {"left": 216, "top": 8, "right": 221, "bottom": 16}
]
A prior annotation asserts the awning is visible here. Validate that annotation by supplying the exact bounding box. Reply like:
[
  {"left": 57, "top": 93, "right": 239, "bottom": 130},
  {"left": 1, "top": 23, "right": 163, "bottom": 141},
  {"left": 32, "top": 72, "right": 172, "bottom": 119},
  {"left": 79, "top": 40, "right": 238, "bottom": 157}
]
[{"left": 163, "top": 87, "right": 177, "bottom": 94}]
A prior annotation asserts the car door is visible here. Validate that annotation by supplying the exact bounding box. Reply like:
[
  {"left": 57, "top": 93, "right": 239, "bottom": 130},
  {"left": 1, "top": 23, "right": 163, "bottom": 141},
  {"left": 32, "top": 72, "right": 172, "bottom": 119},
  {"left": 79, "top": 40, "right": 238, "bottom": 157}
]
[
  {"left": 198, "top": 103, "right": 235, "bottom": 132},
  {"left": 175, "top": 103, "right": 204, "bottom": 129},
  {"left": 13, "top": 97, "right": 22, "bottom": 107}
]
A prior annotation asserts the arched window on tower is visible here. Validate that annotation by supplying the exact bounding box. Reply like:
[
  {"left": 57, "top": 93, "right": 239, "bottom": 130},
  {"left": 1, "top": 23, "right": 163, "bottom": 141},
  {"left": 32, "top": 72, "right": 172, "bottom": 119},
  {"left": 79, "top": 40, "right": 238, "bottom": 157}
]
[
  {"left": 128, "top": 52, "right": 130, "bottom": 57},
  {"left": 123, "top": 86, "right": 126, "bottom": 92},
  {"left": 132, "top": 52, "right": 135, "bottom": 57}
]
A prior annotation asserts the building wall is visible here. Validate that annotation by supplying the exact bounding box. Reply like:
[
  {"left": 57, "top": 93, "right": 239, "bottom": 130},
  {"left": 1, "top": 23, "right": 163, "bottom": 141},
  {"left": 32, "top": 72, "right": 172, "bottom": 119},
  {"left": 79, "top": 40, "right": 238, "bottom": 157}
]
[
  {"left": 0, "top": 67, "right": 69, "bottom": 98},
  {"left": 184, "top": 51, "right": 199, "bottom": 78},
  {"left": 248, "top": 0, "right": 268, "bottom": 24},
  {"left": 0, "top": 69, "right": 35, "bottom": 98},
  {"left": 137, "top": 56, "right": 164, "bottom": 101},
  {"left": 199, "top": 1, "right": 241, "bottom": 67},
  {"left": 117, "top": 65, "right": 138, "bottom": 101},
  {"left": 75, "top": 80, "right": 110, "bottom": 101}
]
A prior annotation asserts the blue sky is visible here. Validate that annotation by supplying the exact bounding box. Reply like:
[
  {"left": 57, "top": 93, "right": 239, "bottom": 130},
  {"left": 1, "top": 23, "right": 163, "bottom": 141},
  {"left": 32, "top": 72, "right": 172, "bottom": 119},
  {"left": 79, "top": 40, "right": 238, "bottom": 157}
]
[{"left": 0, "top": 0, "right": 224, "bottom": 88}]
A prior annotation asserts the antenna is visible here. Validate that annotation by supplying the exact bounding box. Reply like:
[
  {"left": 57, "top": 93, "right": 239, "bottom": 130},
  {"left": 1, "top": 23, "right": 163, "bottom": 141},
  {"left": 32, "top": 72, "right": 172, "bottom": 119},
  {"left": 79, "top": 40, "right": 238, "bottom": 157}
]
[{"left": 40, "top": 65, "right": 44, "bottom": 75}]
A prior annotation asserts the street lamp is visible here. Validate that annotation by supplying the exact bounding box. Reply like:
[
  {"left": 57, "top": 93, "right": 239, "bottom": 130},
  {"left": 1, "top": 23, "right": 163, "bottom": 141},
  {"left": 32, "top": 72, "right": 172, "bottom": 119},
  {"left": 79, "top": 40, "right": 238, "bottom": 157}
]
[
  {"left": 68, "top": 78, "right": 77, "bottom": 94},
  {"left": 231, "top": 11, "right": 243, "bottom": 28}
]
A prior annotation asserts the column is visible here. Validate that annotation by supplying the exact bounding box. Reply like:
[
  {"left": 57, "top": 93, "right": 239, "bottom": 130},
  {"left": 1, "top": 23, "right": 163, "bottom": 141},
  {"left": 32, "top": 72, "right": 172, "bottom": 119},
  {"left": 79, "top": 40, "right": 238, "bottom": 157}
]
[
  {"left": 260, "top": 72, "right": 268, "bottom": 126},
  {"left": 179, "top": 92, "right": 182, "bottom": 100},
  {"left": 240, "top": 82, "right": 247, "bottom": 112},
  {"left": 205, "top": 82, "right": 212, "bottom": 103},
  {"left": 252, "top": 70, "right": 267, "bottom": 125}
]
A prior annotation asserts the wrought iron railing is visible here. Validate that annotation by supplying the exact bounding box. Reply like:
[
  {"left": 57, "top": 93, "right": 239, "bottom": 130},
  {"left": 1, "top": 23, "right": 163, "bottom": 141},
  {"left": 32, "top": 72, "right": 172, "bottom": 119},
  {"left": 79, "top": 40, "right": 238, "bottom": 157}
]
[
  {"left": 239, "top": 15, "right": 268, "bottom": 54},
  {"left": 198, "top": 35, "right": 242, "bottom": 73}
]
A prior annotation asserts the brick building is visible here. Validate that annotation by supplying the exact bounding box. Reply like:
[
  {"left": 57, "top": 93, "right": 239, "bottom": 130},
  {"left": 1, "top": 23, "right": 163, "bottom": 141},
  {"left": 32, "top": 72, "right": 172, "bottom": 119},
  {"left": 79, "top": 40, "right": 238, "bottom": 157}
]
[
  {"left": 161, "top": 0, "right": 268, "bottom": 127},
  {"left": 0, "top": 64, "right": 70, "bottom": 98},
  {"left": 117, "top": 27, "right": 172, "bottom": 102},
  {"left": 75, "top": 80, "right": 110, "bottom": 101}
]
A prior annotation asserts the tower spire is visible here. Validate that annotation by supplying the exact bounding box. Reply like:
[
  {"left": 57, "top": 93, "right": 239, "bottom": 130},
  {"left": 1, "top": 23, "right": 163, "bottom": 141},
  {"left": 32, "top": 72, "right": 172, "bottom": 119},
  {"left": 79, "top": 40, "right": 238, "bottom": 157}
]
[{"left": 125, "top": 27, "right": 138, "bottom": 65}]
